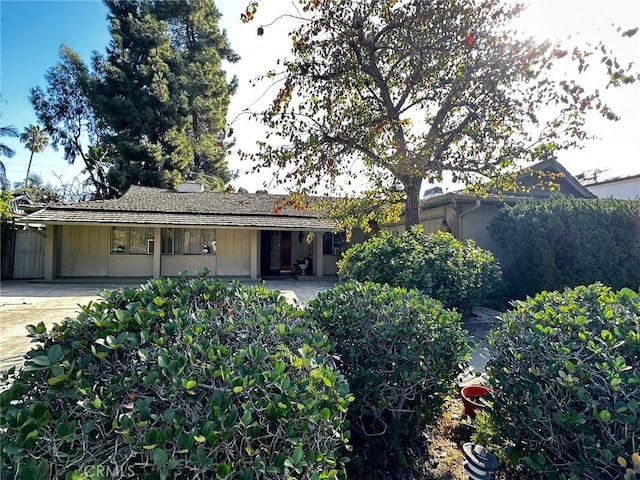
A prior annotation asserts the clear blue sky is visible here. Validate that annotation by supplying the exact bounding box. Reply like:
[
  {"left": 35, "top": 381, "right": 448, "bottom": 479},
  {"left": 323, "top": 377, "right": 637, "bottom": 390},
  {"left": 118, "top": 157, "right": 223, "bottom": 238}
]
[
  {"left": 1, "top": 0, "right": 111, "bottom": 186},
  {"left": 1, "top": 0, "right": 639, "bottom": 192}
]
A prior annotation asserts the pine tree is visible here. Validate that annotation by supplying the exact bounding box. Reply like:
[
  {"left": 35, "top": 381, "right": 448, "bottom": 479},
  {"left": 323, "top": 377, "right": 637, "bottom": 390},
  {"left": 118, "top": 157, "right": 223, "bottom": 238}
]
[{"left": 91, "top": 0, "right": 238, "bottom": 193}]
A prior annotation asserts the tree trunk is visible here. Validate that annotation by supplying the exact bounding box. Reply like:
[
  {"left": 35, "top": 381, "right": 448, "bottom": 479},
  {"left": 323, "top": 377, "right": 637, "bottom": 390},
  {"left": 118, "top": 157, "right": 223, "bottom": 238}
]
[
  {"left": 24, "top": 152, "right": 34, "bottom": 185},
  {"left": 403, "top": 176, "right": 422, "bottom": 229}
]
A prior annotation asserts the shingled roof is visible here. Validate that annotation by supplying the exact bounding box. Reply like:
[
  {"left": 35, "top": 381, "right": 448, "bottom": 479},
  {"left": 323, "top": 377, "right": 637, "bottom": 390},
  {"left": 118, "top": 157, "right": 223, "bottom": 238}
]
[{"left": 19, "top": 185, "right": 336, "bottom": 230}]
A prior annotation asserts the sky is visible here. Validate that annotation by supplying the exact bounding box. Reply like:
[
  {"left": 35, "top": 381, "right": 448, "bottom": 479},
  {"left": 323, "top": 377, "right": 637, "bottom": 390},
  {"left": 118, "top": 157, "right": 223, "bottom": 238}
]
[{"left": 1, "top": 0, "right": 639, "bottom": 195}]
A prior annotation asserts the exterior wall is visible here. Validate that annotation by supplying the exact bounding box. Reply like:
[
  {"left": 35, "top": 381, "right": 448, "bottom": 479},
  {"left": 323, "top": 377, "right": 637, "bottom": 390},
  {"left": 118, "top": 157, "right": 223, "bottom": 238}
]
[
  {"left": 13, "top": 228, "right": 45, "bottom": 279},
  {"left": 420, "top": 205, "right": 448, "bottom": 234},
  {"left": 417, "top": 202, "right": 503, "bottom": 254},
  {"left": 160, "top": 255, "right": 216, "bottom": 277},
  {"left": 457, "top": 204, "right": 502, "bottom": 252},
  {"left": 60, "top": 225, "right": 110, "bottom": 276},
  {"left": 457, "top": 205, "right": 514, "bottom": 268},
  {"left": 216, "top": 229, "right": 252, "bottom": 276},
  {"left": 320, "top": 229, "right": 367, "bottom": 276},
  {"left": 322, "top": 255, "right": 339, "bottom": 275},
  {"left": 109, "top": 255, "right": 154, "bottom": 277},
  {"left": 291, "top": 231, "right": 315, "bottom": 272},
  {"left": 587, "top": 178, "right": 640, "bottom": 200}
]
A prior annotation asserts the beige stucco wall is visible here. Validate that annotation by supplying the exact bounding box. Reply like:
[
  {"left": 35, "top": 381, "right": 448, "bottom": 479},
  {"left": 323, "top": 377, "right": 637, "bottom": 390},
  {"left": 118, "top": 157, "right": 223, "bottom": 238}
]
[
  {"left": 216, "top": 229, "right": 252, "bottom": 276},
  {"left": 60, "top": 225, "right": 110, "bottom": 276}
]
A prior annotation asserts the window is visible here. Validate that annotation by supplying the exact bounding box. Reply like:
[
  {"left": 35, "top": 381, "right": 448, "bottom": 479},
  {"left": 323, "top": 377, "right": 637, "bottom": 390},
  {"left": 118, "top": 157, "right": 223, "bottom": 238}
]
[
  {"left": 323, "top": 231, "right": 346, "bottom": 255},
  {"left": 111, "top": 227, "right": 154, "bottom": 254},
  {"left": 162, "top": 228, "right": 216, "bottom": 254}
]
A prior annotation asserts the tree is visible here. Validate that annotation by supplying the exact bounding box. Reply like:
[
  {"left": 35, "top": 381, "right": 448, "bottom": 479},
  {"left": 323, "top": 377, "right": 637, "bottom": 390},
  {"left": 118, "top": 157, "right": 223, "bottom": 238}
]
[
  {"left": 30, "top": 46, "right": 115, "bottom": 199},
  {"left": 19, "top": 124, "right": 49, "bottom": 184},
  {"left": 91, "top": 0, "right": 239, "bottom": 193},
  {"left": 247, "top": 0, "right": 638, "bottom": 230},
  {"left": 14, "top": 173, "right": 62, "bottom": 204},
  {"left": 0, "top": 125, "right": 19, "bottom": 190}
]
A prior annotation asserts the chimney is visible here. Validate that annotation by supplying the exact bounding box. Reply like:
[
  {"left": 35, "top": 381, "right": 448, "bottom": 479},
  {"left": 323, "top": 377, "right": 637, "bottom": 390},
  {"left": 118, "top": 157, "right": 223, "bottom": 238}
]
[{"left": 177, "top": 182, "right": 204, "bottom": 193}]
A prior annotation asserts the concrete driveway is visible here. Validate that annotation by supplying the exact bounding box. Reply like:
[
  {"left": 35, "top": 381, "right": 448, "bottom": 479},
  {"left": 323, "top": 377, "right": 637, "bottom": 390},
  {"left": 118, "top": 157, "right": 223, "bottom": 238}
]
[{"left": 0, "top": 278, "right": 337, "bottom": 372}]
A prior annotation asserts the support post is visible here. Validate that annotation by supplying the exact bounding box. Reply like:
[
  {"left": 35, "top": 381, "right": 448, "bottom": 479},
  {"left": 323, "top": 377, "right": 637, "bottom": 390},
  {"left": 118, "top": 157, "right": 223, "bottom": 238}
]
[
  {"left": 153, "top": 227, "right": 161, "bottom": 278},
  {"left": 314, "top": 231, "right": 324, "bottom": 277}
]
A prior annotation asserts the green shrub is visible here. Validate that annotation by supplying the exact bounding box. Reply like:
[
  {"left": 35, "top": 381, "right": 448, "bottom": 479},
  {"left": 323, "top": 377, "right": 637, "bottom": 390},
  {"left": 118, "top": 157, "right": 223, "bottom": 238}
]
[
  {"left": 1, "top": 275, "right": 351, "bottom": 480},
  {"left": 338, "top": 226, "right": 501, "bottom": 315},
  {"left": 486, "top": 283, "right": 640, "bottom": 480},
  {"left": 304, "top": 281, "right": 470, "bottom": 476},
  {"left": 488, "top": 196, "right": 640, "bottom": 300}
]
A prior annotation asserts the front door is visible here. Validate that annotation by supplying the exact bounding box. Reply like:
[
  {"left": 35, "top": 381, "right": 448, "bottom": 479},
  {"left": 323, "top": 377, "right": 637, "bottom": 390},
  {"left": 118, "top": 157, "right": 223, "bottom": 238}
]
[
  {"left": 280, "top": 231, "right": 291, "bottom": 271},
  {"left": 260, "top": 231, "right": 292, "bottom": 276}
]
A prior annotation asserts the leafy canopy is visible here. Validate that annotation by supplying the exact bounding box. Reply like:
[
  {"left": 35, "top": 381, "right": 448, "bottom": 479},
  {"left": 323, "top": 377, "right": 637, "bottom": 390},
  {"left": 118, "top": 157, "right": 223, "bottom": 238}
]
[
  {"left": 92, "top": 0, "right": 239, "bottom": 194},
  {"left": 30, "top": 0, "right": 239, "bottom": 198},
  {"left": 19, "top": 124, "right": 50, "bottom": 185},
  {"left": 30, "top": 46, "right": 116, "bottom": 199},
  {"left": 244, "top": 0, "right": 638, "bottom": 229}
]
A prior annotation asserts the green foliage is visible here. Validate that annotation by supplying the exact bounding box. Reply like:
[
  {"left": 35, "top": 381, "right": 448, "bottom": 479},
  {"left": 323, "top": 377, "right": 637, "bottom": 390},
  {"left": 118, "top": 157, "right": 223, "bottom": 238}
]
[
  {"left": 488, "top": 196, "right": 640, "bottom": 300},
  {"left": 13, "top": 174, "right": 62, "bottom": 204},
  {"left": 30, "top": 46, "right": 114, "bottom": 199},
  {"left": 1, "top": 275, "right": 350, "bottom": 479},
  {"left": 0, "top": 125, "right": 19, "bottom": 190},
  {"left": 93, "top": 0, "right": 238, "bottom": 193},
  {"left": 19, "top": 124, "right": 50, "bottom": 184},
  {"left": 0, "top": 190, "right": 12, "bottom": 221},
  {"left": 338, "top": 226, "right": 501, "bottom": 315},
  {"left": 304, "top": 281, "right": 470, "bottom": 477},
  {"left": 247, "top": 0, "right": 638, "bottom": 229},
  {"left": 486, "top": 283, "right": 640, "bottom": 480}
]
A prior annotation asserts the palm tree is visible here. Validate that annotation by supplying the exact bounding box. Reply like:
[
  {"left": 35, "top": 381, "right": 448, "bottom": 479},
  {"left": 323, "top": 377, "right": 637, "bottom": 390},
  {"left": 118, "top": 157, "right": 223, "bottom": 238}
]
[
  {"left": 0, "top": 125, "right": 19, "bottom": 190},
  {"left": 19, "top": 124, "right": 49, "bottom": 185}
]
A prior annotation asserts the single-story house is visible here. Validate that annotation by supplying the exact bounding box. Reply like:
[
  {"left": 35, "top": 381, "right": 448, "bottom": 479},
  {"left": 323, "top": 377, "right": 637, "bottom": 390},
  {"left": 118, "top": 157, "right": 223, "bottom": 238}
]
[
  {"left": 18, "top": 182, "right": 356, "bottom": 280},
  {"left": 387, "top": 159, "right": 596, "bottom": 254}
]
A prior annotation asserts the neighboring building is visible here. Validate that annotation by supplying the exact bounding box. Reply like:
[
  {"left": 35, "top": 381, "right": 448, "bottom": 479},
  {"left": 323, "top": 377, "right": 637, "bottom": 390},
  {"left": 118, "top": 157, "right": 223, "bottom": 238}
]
[
  {"left": 582, "top": 172, "right": 640, "bottom": 200},
  {"left": 388, "top": 159, "right": 596, "bottom": 254},
  {"left": 18, "top": 183, "right": 353, "bottom": 280}
]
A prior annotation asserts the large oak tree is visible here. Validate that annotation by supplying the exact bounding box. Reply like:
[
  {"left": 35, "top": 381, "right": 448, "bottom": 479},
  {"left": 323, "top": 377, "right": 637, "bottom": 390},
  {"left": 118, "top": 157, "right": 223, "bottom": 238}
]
[{"left": 247, "top": 0, "right": 637, "bottom": 229}]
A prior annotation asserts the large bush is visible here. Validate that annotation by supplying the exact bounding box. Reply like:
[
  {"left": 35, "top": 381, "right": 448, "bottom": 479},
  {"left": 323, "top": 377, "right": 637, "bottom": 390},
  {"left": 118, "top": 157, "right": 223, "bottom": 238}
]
[
  {"left": 486, "top": 283, "right": 640, "bottom": 480},
  {"left": 1, "top": 276, "right": 351, "bottom": 480},
  {"left": 338, "top": 226, "right": 501, "bottom": 315},
  {"left": 304, "top": 281, "right": 470, "bottom": 477},
  {"left": 488, "top": 196, "right": 640, "bottom": 300}
]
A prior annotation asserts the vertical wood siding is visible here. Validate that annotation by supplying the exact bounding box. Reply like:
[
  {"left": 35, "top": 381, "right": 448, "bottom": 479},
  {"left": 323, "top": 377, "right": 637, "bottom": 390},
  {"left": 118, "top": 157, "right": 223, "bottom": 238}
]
[
  {"left": 216, "top": 229, "right": 252, "bottom": 276},
  {"left": 13, "top": 229, "right": 45, "bottom": 279},
  {"left": 60, "top": 225, "right": 109, "bottom": 276}
]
